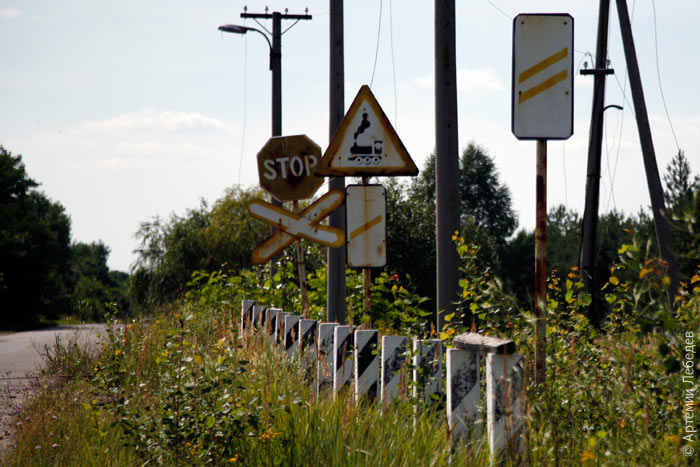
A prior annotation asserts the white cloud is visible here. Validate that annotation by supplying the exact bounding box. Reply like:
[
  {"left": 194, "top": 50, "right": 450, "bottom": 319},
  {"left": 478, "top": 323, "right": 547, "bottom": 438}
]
[
  {"left": 415, "top": 68, "right": 504, "bottom": 92},
  {"left": 84, "top": 108, "right": 228, "bottom": 132},
  {"left": 0, "top": 8, "right": 22, "bottom": 18}
]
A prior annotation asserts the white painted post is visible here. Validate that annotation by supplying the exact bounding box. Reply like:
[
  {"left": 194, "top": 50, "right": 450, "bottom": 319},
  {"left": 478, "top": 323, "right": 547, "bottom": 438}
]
[
  {"left": 299, "top": 319, "right": 318, "bottom": 364},
  {"left": 446, "top": 348, "right": 480, "bottom": 438},
  {"left": 265, "top": 307, "right": 282, "bottom": 338},
  {"left": 413, "top": 339, "right": 443, "bottom": 405},
  {"left": 240, "top": 299, "right": 256, "bottom": 335},
  {"left": 381, "top": 336, "right": 410, "bottom": 404},
  {"left": 317, "top": 323, "right": 338, "bottom": 394},
  {"left": 486, "top": 353, "right": 524, "bottom": 460},
  {"left": 333, "top": 325, "right": 354, "bottom": 394},
  {"left": 275, "top": 311, "right": 290, "bottom": 344},
  {"left": 284, "top": 315, "right": 301, "bottom": 358},
  {"left": 252, "top": 305, "right": 266, "bottom": 330},
  {"left": 354, "top": 330, "right": 379, "bottom": 401}
]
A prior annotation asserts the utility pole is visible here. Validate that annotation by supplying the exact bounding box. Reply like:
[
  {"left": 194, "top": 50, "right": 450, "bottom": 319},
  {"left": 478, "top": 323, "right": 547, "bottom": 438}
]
[
  {"left": 327, "top": 0, "right": 346, "bottom": 324},
  {"left": 434, "top": 0, "right": 460, "bottom": 332},
  {"left": 615, "top": 0, "right": 679, "bottom": 305},
  {"left": 579, "top": 0, "right": 614, "bottom": 325},
  {"left": 239, "top": 8, "right": 313, "bottom": 138}
]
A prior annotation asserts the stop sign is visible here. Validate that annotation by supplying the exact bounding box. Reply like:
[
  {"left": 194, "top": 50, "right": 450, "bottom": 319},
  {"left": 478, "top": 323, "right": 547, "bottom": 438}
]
[{"left": 256, "top": 135, "right": 324, "bottom": 201}]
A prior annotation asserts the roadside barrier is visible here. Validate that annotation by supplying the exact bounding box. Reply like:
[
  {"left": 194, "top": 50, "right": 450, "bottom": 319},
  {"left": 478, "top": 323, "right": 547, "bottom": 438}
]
[{"left": 240, "top": 300, "right": 524, "bottom": 459}]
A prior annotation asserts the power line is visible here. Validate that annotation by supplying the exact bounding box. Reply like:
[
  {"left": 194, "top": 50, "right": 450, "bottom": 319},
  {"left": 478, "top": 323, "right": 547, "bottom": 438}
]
[
  {"left": 485, "top": 0, "right": 511, "bottom": 20},
  {"left": 651, "top": 0, "right": 681, "bottom": 152},
  {"left": 369, "top": 0, "right": 383, "bottom": 88}
]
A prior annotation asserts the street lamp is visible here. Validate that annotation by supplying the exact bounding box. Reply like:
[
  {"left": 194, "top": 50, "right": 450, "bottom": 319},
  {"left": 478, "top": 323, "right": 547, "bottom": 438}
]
[{"left": 218, "top": 21, "right": 281, "bottom": 137}]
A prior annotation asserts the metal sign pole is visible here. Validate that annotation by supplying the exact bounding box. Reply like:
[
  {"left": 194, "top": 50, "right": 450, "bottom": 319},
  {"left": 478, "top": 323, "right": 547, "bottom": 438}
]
[
  {"left": 361, "top": 176, "right": 371, "bottom": 319},
  {"left": 293, "top": 200, "right": 310, "bottom": 317},
  {"left": 534, "top": 139, "right": 547, "bottom": 386}
]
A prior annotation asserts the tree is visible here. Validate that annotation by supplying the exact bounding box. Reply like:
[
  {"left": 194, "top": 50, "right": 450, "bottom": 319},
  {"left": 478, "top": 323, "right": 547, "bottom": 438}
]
[
  {"left": 663, "top": 150, "right": 700, "bottom": 279},
  {"left": 0, "top": 146, "right": 73, "bottom": 327}
]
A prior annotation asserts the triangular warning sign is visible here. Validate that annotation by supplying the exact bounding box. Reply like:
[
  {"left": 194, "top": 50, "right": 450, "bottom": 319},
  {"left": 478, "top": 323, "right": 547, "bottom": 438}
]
[{"left": 316, "top": 85, "right": 419, "bottom": 177}]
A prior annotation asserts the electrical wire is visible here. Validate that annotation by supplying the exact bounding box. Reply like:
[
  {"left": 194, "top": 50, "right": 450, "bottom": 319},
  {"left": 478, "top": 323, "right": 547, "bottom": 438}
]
[
  {"left": 369, "top": 0, "right": 383, "bottom": 88},
  {"left": 651, "top": 0, "right": 681, "bottom": 152},
  {"left": 485, "top": 0, "right": 511, "bottom": 20},
  {"left": 389, "top": 0, "right": 397, "bottom": 127},
  {"left": 606, "top": 0, "right": 637, "bottom": 211}
]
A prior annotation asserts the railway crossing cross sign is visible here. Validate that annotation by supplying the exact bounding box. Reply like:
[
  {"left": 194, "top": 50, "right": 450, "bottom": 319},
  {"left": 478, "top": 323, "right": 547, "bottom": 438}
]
[
  {"left": 512, "top": 14, "right": 574, "bottom": 140},
  {"left": 316, "top": 85, "right": 418, "bottom": 177},
  {"left": 248, "top": 190, "right": 345, "bottom": 264}
]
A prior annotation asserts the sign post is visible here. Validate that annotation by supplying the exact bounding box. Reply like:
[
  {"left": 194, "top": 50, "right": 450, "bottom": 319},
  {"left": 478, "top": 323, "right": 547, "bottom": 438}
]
[
  {"left": 317, "top": 85, "right": 418, "bottom": 317},
  {"left": 512, "top": 14, "right": 574, "bottom": 385},
  {"left": 253, "top": 135, "right": 331, "bottom": 317}
]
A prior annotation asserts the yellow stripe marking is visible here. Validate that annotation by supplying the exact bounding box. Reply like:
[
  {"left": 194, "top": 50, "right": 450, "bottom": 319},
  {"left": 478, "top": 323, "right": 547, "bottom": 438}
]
[
  {"left": 349, "top": 215, "right": 383, "bottom": 240},
  {"left": 519, "top": 69, "right": 568, "bottom": 104},
  {"left": 518, "top": 47, "right": 568, "bottom": 83}
]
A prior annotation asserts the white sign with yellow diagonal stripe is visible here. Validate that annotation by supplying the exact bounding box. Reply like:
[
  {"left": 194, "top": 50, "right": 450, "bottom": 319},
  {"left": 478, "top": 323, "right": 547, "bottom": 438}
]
[
  {"left": 346, "top": 184, "right": 386, "bottom": 268},
  {"left": 512, "top": 14, "right": 574, "bottom": 140}
]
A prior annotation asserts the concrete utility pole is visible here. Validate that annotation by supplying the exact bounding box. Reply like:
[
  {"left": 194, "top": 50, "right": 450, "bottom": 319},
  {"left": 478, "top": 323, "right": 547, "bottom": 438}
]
[
  {"left": 327, "top": 0, "right": 347, "bottom": 324},
  {"left": 434, "top": 0, "right": 460, "bottom": 332},
  {"left": 579, "top": 0, "right": 614, "bottom": 325},
  {"left": 615, "top": 0, "right": 679, "bottom": 305},
  {"left": 237, "top": 9, "right": 313, "bottom": 138}
]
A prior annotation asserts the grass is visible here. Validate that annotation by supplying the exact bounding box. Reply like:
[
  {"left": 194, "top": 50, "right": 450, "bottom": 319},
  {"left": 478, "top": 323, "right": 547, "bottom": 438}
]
[{"left": 2, "top": 276, "right": 698, "bottom": 465}]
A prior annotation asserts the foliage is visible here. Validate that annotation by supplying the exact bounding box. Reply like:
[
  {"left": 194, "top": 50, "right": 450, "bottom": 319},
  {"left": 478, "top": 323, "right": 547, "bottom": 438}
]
[
  {"left": 663, "top": 150, "right": 700, "bottom": 281},
  {"left": 0, "top": 146, "right": 73, "bottom": 327},
  {"left": 129, "top": 186, "right": 271, "bottom": 313},
  {"left": 71, "top": 241, "right": 130, "bottom": 321}
]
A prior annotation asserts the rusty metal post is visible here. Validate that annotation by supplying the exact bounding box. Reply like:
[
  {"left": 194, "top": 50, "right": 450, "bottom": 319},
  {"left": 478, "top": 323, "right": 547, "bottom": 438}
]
[
  {"left": 535, "top": 139, "right": 547, "bottom": 385},
  {"left": 361, "top": 176, "right": 371, "bottom": 317},
  {"left": 293, "top": 200, "right": 310, "bottom": 317}
]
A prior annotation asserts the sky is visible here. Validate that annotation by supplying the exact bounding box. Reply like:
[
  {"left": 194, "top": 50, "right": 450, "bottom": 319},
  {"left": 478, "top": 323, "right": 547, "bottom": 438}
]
[{"left": 1, "top": 0, "right": 698, "bottom": 273}]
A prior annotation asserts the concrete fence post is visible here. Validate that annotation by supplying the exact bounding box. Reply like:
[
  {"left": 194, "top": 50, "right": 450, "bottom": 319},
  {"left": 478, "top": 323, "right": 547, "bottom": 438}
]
[{"left": 240, "top": 299, "right": 256, "bottom": 335}]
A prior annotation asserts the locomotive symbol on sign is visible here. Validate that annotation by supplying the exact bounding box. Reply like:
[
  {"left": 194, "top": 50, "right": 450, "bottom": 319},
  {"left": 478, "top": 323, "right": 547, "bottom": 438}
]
[{"left": 348, "top": 110, "right": 384, "bottom": 166}]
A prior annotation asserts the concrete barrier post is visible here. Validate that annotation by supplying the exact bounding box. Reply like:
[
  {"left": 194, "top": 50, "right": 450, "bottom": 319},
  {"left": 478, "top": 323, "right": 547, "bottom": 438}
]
[
  {"left": 446, "top": 348, "right": 480, "bottom": 438},
  {"left": 284, "top": 315, "right": 301, "bottom": 358},
  {"left": 354, "top": 329, "right": 379, "bottom": 401},
  {"left": 486, "top": 353, "right": 524, "bottom": 459},
  {"left": 333, "top": 325, "right": 354, "bottom": 394},
  {"left": 381, "top": 336, "right": 410, "bottom": 404},
  {"left": 412, "top": 339, "right": 443, "bottom": 405},
  {"left": 240, "top": 299, "right": 256, "bottom": 335},
  {"left": 317, "top": 323, "right": 338, "bottom": 394}
]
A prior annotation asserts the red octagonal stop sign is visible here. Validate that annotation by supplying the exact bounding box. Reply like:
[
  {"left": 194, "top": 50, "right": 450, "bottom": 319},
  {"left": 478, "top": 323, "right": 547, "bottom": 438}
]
[{"left": 256, "top": 135, "right": 324, "bottom": 202}]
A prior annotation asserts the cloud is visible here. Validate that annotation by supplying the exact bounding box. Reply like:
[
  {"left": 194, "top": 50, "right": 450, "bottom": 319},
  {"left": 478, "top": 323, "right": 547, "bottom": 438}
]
[
  {"left": 0, "top": 8, "right": 22, "bottom": 18},
  {"left": 84, "top": 108, "right": 228, "bottom": 132},
  {"left": 416, "top": 68, "right": 504, "bottom": 92}
]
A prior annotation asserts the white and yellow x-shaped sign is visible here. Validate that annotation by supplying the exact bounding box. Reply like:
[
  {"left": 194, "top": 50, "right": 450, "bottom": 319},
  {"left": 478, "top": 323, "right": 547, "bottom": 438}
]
[{"left": 247, "top": 190, "right": 345, "bottom": 264}]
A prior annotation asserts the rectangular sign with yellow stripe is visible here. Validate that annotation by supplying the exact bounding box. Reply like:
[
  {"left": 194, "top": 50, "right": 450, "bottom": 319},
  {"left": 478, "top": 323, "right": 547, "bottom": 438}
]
[
  {"left": 512, "top": 14, "right": 574, "bottom": 140},
  {"left": 346, "top": 184, "right": 386, "bottom": 268}
]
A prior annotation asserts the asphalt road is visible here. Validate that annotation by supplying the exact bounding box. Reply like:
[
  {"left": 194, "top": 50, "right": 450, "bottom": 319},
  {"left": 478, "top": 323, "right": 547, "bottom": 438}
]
[{"left": 0, "top": 324, "right": 106, "bottom": 452}]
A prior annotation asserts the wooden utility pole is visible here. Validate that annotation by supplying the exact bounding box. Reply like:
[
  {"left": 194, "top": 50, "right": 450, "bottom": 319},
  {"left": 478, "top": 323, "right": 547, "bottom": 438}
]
[
  {"left": 615, "top": 0, "right": 679, "bottom": 304},
  {"left": 434, "top": 0, "right": 460, "bottom": 332},
  {"left": 328, "top": 0, "right": 347, "bottom": 323},
  {"left": 579, "top": 0, "right": 613, "bottom": 325}
]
